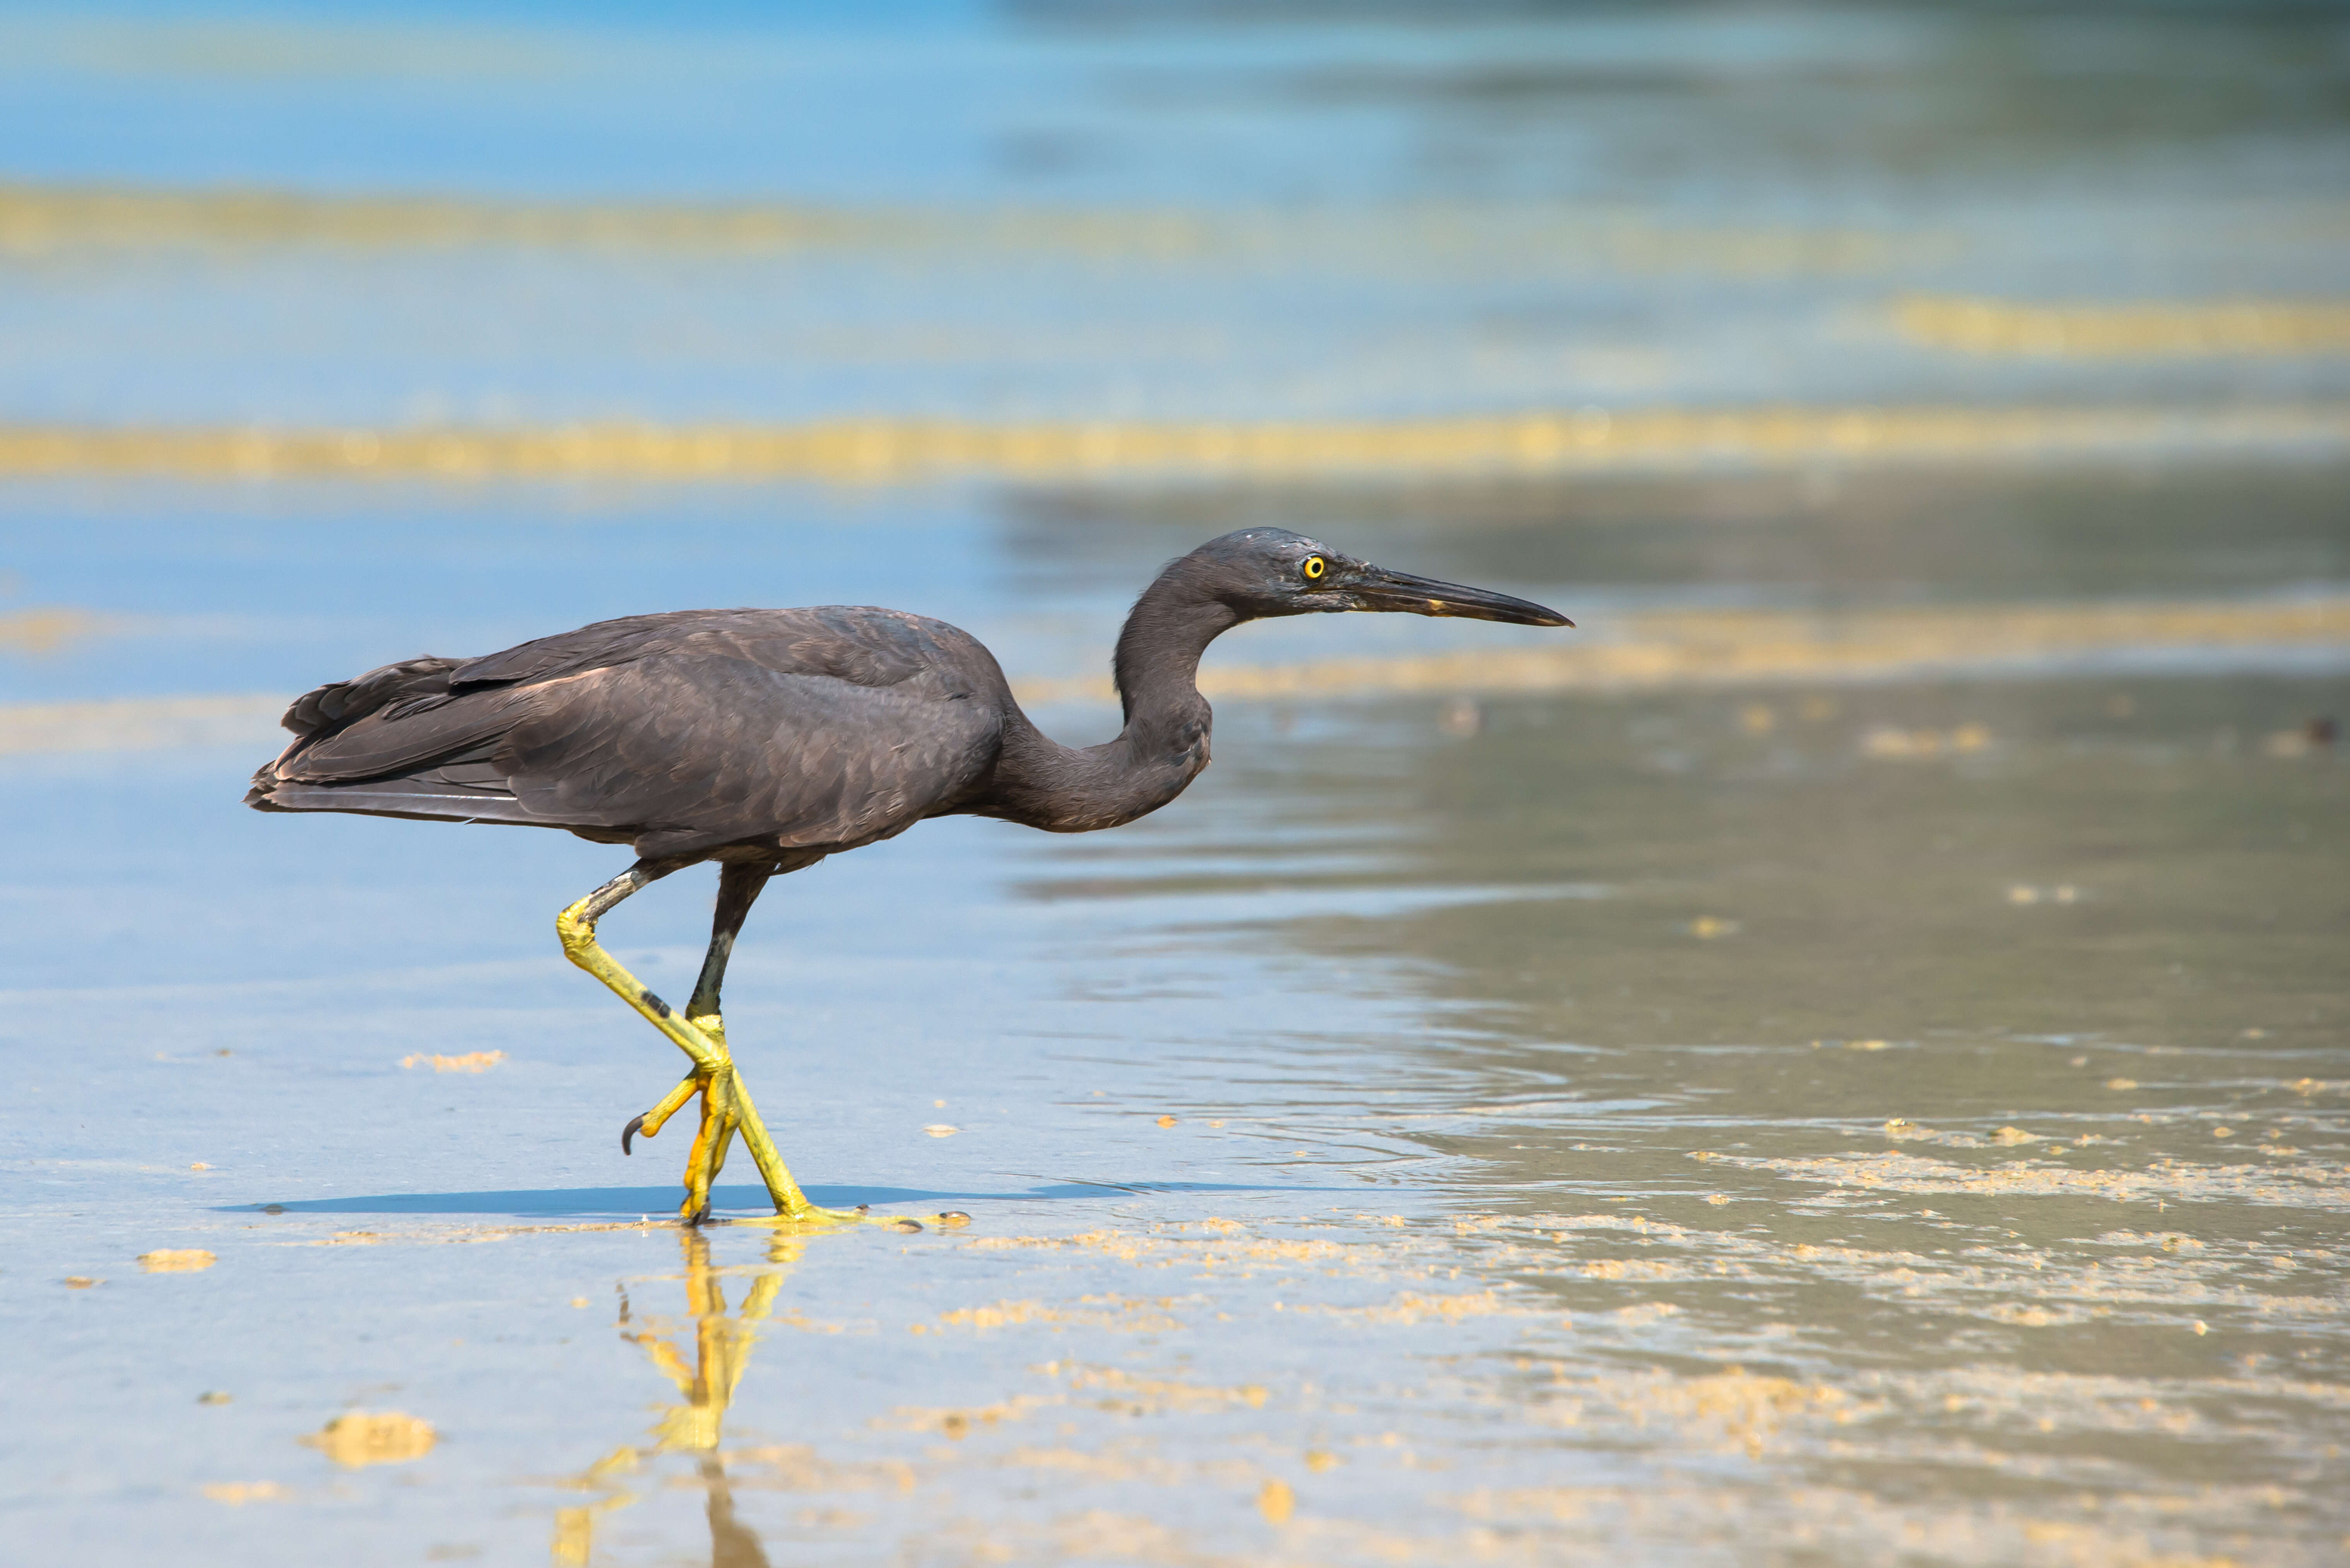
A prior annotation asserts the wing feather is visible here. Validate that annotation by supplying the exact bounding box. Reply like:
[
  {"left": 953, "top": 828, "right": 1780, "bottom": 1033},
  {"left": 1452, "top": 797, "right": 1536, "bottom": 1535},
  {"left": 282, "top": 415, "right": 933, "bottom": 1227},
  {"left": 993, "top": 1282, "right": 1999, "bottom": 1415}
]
[{"left": 249, "top": 607, "right": 1007, "bottom": 861}]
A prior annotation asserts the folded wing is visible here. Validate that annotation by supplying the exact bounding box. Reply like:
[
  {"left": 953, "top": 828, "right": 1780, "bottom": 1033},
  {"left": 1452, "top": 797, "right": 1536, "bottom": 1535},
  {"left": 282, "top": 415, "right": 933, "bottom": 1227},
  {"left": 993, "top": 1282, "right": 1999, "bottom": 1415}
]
[{"left": 248, "top": 608, "right": 1005, "bottom": 859}]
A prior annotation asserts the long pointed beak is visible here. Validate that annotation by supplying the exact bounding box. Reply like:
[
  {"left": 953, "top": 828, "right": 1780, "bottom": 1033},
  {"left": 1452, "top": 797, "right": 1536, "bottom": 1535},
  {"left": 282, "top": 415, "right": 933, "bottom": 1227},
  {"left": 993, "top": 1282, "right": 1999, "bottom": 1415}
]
[{"left": 1343, "top": 566, "right": 1573, "bottom": 627}]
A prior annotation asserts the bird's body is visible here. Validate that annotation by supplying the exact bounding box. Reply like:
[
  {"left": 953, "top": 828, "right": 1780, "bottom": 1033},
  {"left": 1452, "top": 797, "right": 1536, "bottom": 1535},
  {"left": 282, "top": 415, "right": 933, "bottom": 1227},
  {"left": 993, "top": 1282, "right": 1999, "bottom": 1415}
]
[
  {"left": 249, "top": 603, "right": 1190, "bottom": 859},
  {"left": 250, "top": 528, "right": 1567, "bottom": 1227}
]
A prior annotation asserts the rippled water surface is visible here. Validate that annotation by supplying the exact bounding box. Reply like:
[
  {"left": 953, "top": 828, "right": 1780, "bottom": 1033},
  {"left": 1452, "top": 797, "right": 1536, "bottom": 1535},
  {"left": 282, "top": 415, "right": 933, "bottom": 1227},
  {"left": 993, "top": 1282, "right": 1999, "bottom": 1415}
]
[{"left": 4, "top": 4, "right": 2347, "bottom": 1565}]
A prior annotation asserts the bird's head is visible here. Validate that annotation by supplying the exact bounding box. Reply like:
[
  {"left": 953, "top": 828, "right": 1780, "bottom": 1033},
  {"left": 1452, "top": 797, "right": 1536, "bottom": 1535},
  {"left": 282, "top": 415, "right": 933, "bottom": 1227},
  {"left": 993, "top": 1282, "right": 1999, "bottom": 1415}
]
[{"left": 1182, "top": 527, "right": 1572, "bottom": 628}]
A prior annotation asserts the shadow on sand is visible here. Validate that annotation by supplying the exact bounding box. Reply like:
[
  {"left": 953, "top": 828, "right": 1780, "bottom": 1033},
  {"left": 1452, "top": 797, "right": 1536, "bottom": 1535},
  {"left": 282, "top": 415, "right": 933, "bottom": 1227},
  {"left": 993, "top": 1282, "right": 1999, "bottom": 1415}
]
[{"left": 219, "top": 1177, "right": 1326, "bottom": 1218}]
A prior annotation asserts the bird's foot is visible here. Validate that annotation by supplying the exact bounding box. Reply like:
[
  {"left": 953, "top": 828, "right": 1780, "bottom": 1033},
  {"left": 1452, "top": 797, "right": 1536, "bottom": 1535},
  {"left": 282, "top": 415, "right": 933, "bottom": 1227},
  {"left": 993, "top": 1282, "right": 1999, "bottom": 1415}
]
[
  {"left": 621, "top": 1062, "right": 972, "bottom": 1233},
  {"left": 616, "top": 1062, "right": 745, "bottom": 1224}
]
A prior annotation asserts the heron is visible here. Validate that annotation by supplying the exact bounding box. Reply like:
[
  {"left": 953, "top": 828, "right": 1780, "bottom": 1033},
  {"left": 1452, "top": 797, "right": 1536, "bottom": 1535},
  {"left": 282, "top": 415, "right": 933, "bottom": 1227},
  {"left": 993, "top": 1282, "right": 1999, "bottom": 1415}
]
[{"left": 248, "top": 528, "right": 1570, "bottom": 1227}]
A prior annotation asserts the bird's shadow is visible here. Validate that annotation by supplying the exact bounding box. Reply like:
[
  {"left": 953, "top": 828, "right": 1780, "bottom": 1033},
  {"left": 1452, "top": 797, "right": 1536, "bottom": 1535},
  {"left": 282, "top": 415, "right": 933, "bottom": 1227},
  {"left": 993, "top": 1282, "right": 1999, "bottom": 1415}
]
[{"left": 219, "top": 1178, "right": 1327, "bottom": 1218}]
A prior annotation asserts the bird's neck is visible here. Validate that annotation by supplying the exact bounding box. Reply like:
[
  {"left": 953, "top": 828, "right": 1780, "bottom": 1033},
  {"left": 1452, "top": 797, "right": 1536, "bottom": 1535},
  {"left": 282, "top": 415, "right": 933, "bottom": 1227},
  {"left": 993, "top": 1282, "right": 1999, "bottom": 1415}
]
[{"left": 987, "top": 563, "right": 1237, "bottom": 833}]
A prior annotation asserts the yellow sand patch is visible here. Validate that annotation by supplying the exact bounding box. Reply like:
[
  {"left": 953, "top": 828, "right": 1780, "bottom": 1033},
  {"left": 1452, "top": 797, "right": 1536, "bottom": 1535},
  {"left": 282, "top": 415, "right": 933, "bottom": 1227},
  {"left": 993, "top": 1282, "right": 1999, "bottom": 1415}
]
[
  {"left": 3, "top": 403, "right": 2347, "bottom": 487},
  {"left": 0, "top": 183, "right": 919, "bottom": 253},
  {"left": 963, "top": 1230, "right": 1156, "bottom": 1262},
  {"left": 400, "top": 1050, "right": 505, "bottom": 1073},
  {"left": 1548, "top": 1370, "right": 1854, "bottom": 1457},
  {"left": 301, "top": 1411, "right": 437, "bottom": 1467},
  {"left": 1054, "top": 1363, "right": 1269, "bottom": 1414},
  {"left": 137, "top": 1249, "right": 216, "bottom": 1272},
  {"left": 1315, "top": 1290, "right": 1525, "bottom": 1326},
  {"left": 0, "top": 183, "right": 1934, "bottom": 276},
  {"left": 200, "top": 1482, "right": 285, "bottom": 1505},
  {"left": 1897, "top": 295, "right": 2350, "bottom": 357},
  {"left": 1580, "top": 1259, "right": 1683, "bottom": 1281},
  {"left": 937, "top": 1298, "right": 1055, "bottom": 1330}
]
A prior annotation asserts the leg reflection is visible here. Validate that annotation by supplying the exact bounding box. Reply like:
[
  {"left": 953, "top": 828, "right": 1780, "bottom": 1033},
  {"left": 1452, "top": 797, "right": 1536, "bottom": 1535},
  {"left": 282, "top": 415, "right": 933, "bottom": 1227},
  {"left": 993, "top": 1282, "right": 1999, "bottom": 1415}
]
[
  {"left": 700, "top": 1455, "right": 772, "bottom": 1568},
  {"left": 553, "top": 1229, "right": 800, "bottom": 1566}
]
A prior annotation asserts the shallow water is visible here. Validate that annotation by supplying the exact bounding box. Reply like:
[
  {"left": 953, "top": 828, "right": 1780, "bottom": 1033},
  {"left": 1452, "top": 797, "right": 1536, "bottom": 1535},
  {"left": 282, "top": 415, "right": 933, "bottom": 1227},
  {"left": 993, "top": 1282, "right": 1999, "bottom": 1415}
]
[
  {"left": 10, "top": 661, "right": 2347, "bottom": 1565},
  {"left": 4, "top": 4, "right": 2348, "bottom": 1565}
]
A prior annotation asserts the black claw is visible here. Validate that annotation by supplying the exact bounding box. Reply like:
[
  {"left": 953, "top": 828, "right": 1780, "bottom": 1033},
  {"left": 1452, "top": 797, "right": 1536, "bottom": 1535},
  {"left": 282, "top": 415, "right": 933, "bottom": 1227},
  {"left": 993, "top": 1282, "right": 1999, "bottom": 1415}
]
[
  {"left": 855, "top": 1204, "right": 871, "bottom": 1214},
  {"left": 686, "top": 1202, "right": 712, "bottom": 1228},
  {"left": 622, "top": 1113, "right": 647, "bottom": 1156}
]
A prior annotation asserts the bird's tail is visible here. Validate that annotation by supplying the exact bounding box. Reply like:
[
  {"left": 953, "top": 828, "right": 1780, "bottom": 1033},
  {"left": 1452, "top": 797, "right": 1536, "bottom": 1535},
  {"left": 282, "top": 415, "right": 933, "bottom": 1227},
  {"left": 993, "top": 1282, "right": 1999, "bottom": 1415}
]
[{"left": 245, "top": 656, "right": 542, "bottom": 823}]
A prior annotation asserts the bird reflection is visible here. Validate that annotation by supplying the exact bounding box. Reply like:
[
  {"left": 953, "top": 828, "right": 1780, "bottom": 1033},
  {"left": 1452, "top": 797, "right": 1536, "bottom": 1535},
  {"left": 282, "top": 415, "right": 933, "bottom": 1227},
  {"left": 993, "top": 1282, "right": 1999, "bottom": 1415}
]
[{"left": 554, "top": 1229, "right": 799, "bottom": 1566}]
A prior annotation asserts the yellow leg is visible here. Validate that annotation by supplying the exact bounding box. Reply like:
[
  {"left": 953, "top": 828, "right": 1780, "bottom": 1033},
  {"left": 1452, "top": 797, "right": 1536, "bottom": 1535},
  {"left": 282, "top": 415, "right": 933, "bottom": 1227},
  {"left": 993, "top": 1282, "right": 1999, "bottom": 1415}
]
[
  {"left": 557, "top": 861, "right": 842, "bottom": 1225},
  {"left": 560, "top": 859, "right": 961, "bottom": 1233}
]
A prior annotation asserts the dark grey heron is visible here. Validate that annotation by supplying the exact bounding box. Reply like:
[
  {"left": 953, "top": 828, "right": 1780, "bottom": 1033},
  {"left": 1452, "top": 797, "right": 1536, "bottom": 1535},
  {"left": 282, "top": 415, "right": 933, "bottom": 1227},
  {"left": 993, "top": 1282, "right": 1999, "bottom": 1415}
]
[{"left": 248, "top": 528, "right": 1570, "bottom": 1226}]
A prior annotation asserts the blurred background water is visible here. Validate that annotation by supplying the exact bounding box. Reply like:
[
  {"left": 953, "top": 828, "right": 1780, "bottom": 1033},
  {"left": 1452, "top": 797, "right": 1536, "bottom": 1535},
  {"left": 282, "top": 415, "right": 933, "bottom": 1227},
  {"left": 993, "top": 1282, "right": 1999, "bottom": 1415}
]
[{"left": 2, "top": 4, "right": 2345, "bottom": 1566}]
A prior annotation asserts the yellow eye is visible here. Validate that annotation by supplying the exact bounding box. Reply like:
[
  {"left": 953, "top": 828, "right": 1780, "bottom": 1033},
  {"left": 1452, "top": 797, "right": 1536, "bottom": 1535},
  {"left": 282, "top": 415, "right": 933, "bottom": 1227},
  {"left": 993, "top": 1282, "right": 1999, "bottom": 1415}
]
[{"left": 1302, "top": 555, "right": 1326, "bottom": 581}]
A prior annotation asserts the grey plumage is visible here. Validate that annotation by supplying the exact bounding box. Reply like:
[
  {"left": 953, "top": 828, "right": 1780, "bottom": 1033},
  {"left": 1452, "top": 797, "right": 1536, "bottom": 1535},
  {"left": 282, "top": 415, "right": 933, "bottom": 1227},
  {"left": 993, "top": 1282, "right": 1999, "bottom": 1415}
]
[{"left": 249, "top": 527, "right": 1569, "bottom": 868}]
